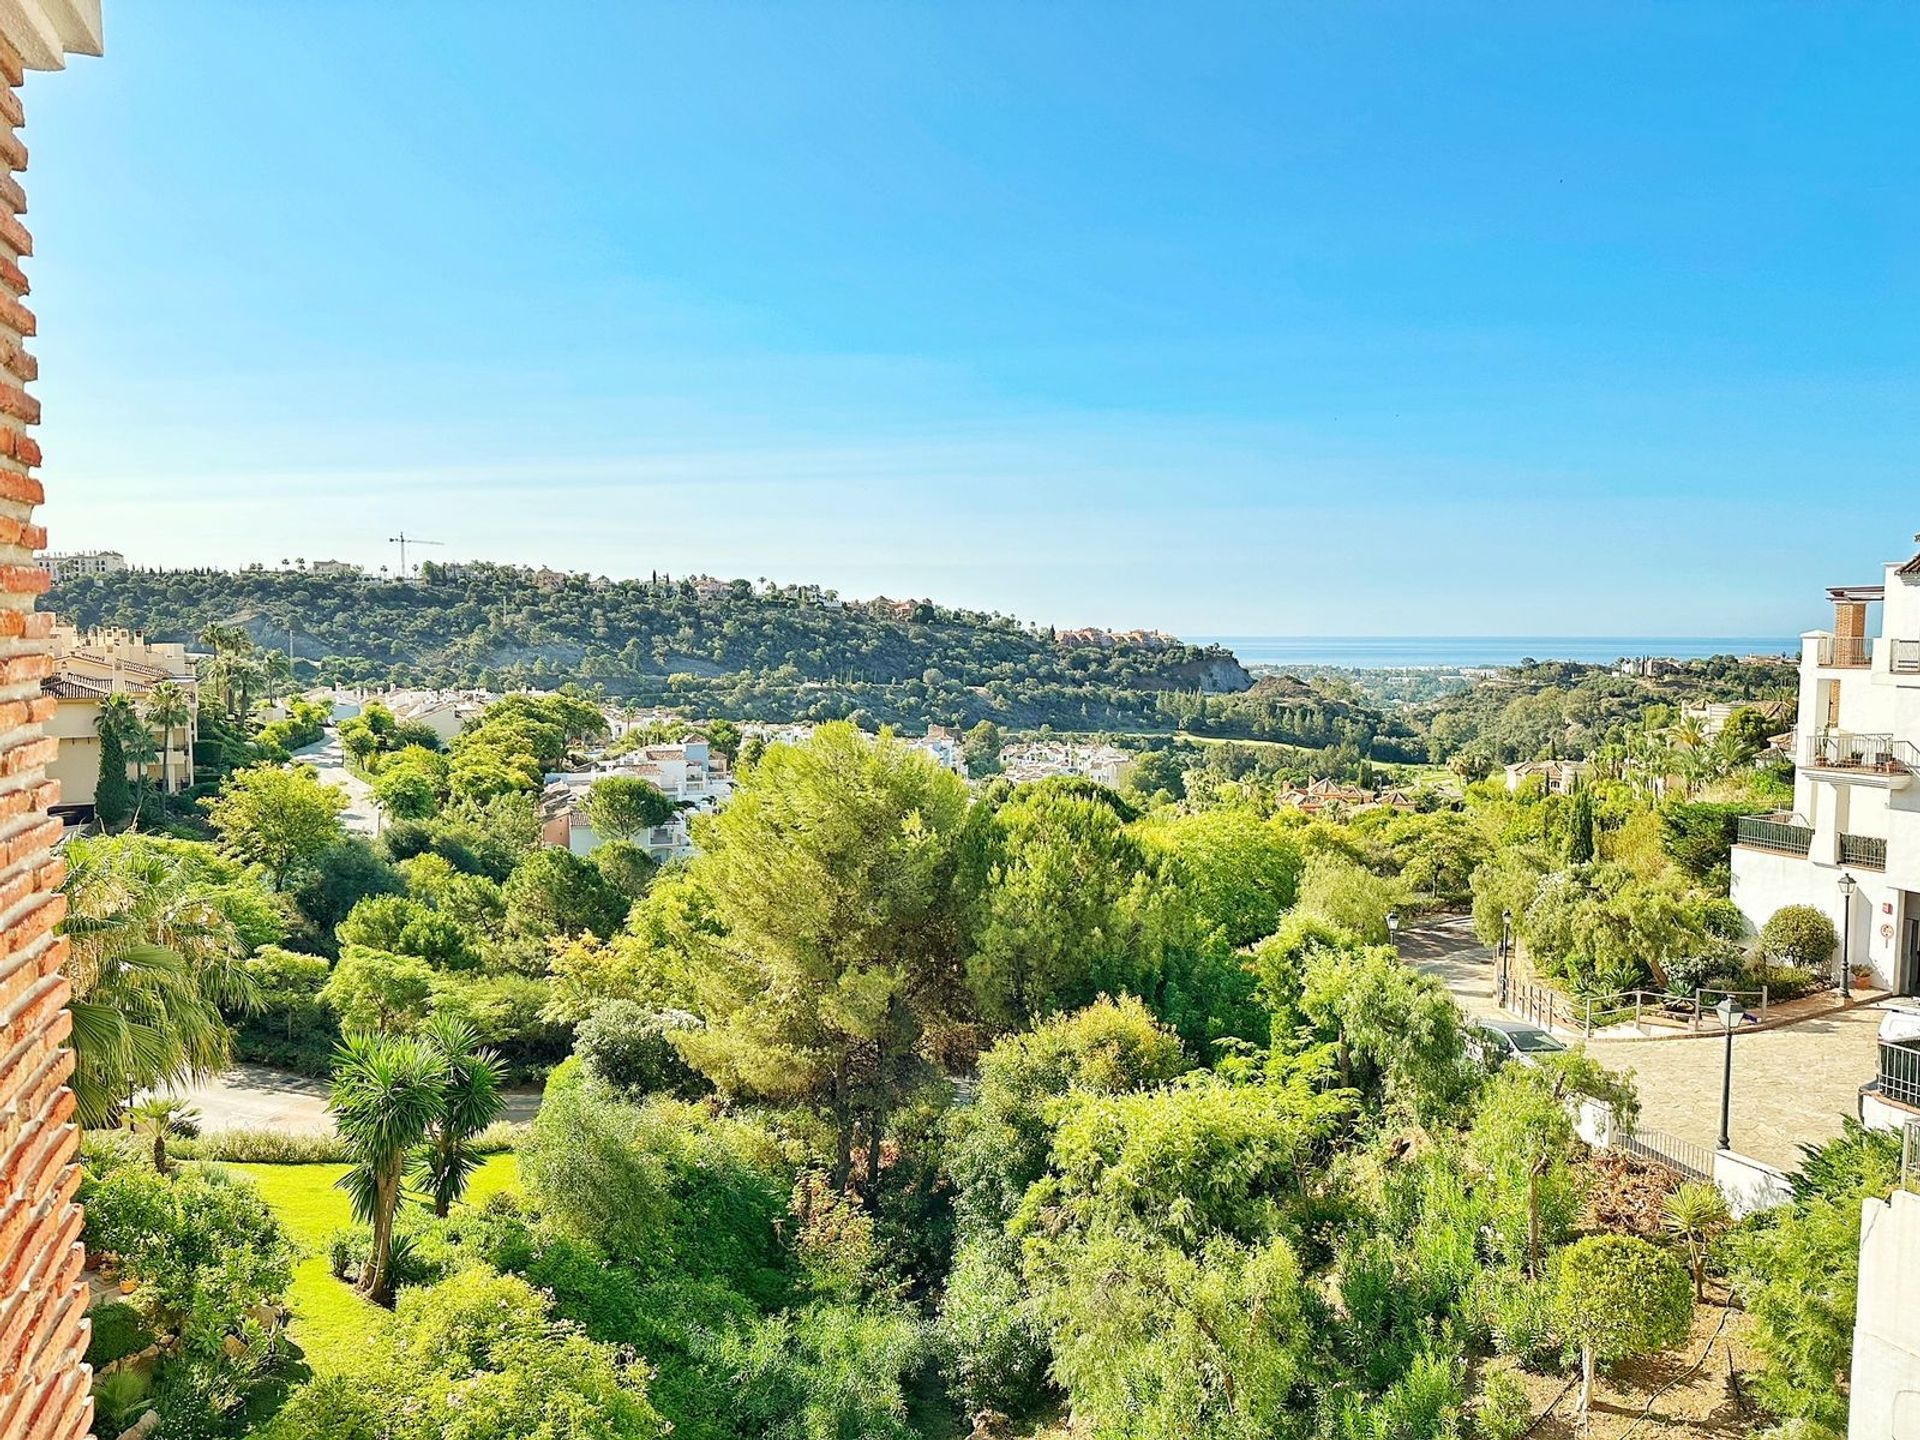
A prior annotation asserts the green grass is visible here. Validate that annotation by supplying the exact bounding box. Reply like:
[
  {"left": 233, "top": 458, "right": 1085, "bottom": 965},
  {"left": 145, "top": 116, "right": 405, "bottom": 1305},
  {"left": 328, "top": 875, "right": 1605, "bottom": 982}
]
[{"left": 216, "top": 1154, "right": 521, "bottom": 1377}]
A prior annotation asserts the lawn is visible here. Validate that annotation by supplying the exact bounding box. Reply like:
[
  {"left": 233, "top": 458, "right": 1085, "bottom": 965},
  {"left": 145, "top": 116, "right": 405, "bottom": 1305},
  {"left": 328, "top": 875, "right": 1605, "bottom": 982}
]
[{"left": 221, "top": 1154, "right": 520, "bottom": 1376}]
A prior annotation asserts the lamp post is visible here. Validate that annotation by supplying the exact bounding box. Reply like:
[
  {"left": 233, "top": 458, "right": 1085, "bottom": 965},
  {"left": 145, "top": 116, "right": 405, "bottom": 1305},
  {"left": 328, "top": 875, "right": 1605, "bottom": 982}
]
[
  {"left": 1386, "top": 910, "right": 1400, "bottom": 954},
  {"left": 1715, "top": 995, "right": 1738, "bottom": 1152},
  {"left": 1497, "top": 909, "right": 1513, "bottom": 1006},
  {"left": 1839, "top": 871, "right": 1858, "bottom": 1002}
]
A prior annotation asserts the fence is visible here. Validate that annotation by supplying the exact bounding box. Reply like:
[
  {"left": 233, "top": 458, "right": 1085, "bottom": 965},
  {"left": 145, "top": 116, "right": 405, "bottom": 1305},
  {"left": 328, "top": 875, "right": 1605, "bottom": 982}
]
[
  {"left": 1617, "top": 1126, "right": 1715, "bottom": 1183},
  {"left": 1501, "top": 978, "right": 1769, "bottom": 1037}
]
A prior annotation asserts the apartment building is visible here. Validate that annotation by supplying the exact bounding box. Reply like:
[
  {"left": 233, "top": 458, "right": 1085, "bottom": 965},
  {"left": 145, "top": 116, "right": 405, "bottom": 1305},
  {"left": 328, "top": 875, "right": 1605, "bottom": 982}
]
[
  {"left": 42, "top": 621, "right": 198, "bottom": 816},
  {"left": 37, "top": 548, "right": 124, "bottom": 583},
  {"left": 1729, "top": 534, "right": 1920, "bottom": 999}
]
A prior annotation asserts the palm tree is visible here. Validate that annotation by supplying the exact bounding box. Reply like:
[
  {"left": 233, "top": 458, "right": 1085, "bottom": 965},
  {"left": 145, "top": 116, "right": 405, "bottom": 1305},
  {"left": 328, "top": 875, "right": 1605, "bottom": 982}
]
[
  {"left": 144, "top": 681, "right": 193, "bottom": 797},
  {"left": 127, "top": 1096, "right": 199, "bottom": 1176},
  {"left": 408, "top": 1016, "right": 506, "bottom": 1218},
  {"left": 60, "top": 838, "right": 260, "bottom": 1126},
  {"left": 1664, "top": 1181, "right": 1732, "bottom": 1301},
  {"left": 330, "top": 1032, "right": 447, "bottom": 1305}
]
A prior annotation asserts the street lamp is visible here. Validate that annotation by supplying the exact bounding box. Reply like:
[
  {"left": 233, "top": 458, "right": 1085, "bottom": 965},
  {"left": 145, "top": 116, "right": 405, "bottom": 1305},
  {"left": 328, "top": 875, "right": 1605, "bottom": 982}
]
[
  {"left": 1839, "top": 871, "right": 1858, "bottom": 1001},
  {"left": 1386, "top": 910, "right": 1401, "bottom": 953},
  {"left": 1715, "top": 995, "right": 1738, "bottom": 1152}
]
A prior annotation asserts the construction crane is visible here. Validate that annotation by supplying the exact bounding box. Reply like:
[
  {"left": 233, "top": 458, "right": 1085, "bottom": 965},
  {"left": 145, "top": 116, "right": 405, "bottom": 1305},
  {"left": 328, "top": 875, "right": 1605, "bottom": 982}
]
[{"left": 388, "top": 532, "right": 445, "bottom": 577}]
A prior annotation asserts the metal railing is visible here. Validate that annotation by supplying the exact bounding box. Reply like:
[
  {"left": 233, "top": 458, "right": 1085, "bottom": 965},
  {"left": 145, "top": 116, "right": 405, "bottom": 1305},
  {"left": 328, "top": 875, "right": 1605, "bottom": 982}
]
[
  {"left": 1841, "top": 833, "right": 1889, "bottom": 870},
  {"left": 1736, "top": 815, "right": 1813, "bottom": 856},
  {"left": 1819, "top": 635, "right": 1872, "bottom": 667},
  {"left": 1505, "top": 977, "right": 1581, "bottom": 1034},
  {"left": 1893, "top": 640, "right": 1920, "bottom": 676},
  {"left": 1803, "top": 731, "right": 1920, "bottom": 774},
  {"left": 1903, "top": 1119, "right": 1920, "bottom": 1195},
  {"left": 1880, "top": 1040, "right": 1920, "bottom": 1110},
  {"left": 1619, "top": 1126, "right": 1715, "bottom": 1183}
]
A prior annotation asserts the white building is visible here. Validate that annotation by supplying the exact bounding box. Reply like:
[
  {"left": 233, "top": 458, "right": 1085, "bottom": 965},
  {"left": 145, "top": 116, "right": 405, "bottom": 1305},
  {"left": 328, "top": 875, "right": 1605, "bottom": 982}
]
[
  {"left": 1845, "top": 1163, "right": 1920, "bottom": 1440},
  {"left": 540, "top": 739, "right": 732, "bottom": 863},
  {"left": 999, "top": 740, "right": 1132, "bottom": 788},
  {"left": 39, "top": 549, "right": 127, "bottom": 583},
  {"left": 1502, "top": 758, "right": 1590, "bottom": 795},
  {"left": 1730, "top": 535, "right": 1920, "bottom": 998}
]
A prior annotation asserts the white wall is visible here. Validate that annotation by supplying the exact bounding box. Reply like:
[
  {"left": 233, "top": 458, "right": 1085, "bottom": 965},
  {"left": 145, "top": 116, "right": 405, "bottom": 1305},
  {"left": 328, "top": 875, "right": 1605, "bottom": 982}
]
[
  {"left": 1712, "top": 1148, "right": 1794, "bottom": 1219},
  {"left": 1731, "top": 844, "right": 1899, "bottom": 990},
  {"left": 1850, "top": 1187, "right": 1920, "bottom": 1440}
]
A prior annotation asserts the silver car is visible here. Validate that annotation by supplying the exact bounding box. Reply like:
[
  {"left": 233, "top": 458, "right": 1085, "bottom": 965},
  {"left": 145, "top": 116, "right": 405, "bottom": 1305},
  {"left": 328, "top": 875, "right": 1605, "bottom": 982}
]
[{"left": 1467, "top": 1017, "right": 1568, "bottom": 1068}]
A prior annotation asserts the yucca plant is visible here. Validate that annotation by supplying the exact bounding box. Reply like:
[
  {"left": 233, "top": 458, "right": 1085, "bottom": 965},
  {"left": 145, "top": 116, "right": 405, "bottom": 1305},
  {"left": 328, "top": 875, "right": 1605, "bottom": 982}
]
[
  {"left": 125, "top": 1095, "right": 200, "bottom": 1176},
  {"left": 406, "top": 1014, "right": 506, "bottom": 1217},
  {"left": 329, "top": 1032, "right": 447, "bottom": 1305},
  {"left": 1665, "top": 1180, "right": 1732, "bottom": 1301}
]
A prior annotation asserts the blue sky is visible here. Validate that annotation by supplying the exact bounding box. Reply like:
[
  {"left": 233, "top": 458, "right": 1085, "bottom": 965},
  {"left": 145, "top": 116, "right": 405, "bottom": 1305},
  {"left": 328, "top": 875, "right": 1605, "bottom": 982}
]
[{"left": 21, "top": 2, "right": 1920, "bottom": 635}]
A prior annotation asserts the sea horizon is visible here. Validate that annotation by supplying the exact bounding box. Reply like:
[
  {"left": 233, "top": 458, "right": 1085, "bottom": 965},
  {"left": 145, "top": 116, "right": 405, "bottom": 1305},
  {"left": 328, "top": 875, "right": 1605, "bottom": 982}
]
[{"left": 1186, "top": 635, "right": 1800, "bottom": 669}]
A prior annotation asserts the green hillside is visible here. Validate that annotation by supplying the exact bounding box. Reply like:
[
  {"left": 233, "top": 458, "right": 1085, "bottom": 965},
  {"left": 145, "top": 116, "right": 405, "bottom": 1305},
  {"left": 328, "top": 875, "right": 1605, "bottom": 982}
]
[{"left": 51, "top": 564, "right": 1253, "bottom": 733}]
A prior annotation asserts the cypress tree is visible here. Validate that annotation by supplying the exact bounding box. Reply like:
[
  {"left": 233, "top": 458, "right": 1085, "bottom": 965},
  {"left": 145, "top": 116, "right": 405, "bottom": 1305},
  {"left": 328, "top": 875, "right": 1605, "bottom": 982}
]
[
  {"left": 95, "top": 726, "right": 132, "bottom": 831},
  {"left": 1567, "top": 789, "right": 1596, "bottom": 865}
]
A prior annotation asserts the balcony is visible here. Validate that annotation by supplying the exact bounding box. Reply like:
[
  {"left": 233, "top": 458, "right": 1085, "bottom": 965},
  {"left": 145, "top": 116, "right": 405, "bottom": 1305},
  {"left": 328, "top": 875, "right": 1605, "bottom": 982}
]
[
  {"left": 1819, "top": 635, "right": 1872, "bottom": 668},
  {"left": 1801, "top": 731, "right": 1918, "bottom": 788},
  {"left": 1894, "top": 639, "right": 1920, "bottom": 676},
  {"left": 1879, "top": 1041, "right": 1920, "bottom": 1111},
  {"left": 1736, "top": 815, "right": 1813, "bottom": 857},
  {"left": 1841, "top": 833, "right": 1889, "bottom": 871}
]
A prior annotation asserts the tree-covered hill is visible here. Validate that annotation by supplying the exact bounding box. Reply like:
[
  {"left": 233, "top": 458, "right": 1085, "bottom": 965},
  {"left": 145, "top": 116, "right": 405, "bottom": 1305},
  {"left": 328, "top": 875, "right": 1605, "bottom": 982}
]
[{"left": 50, "top": 564, "right": 1253, "bottom": 733}]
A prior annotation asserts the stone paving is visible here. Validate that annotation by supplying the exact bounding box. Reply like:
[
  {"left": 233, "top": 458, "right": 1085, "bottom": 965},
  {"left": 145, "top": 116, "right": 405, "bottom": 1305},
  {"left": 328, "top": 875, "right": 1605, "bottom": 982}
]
[{"left": 1404, "top": 914, "right": 1891, "bottom": 1173}]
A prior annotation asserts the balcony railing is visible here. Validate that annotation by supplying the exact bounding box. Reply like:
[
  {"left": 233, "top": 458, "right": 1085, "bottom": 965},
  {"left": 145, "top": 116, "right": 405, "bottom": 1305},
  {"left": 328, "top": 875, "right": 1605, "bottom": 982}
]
[
  {"left": 1802, "top": 731, "right": 1920, "bottom": 776},
  {"left": 1736, "top": 815, "right": 1813, "bottom": 857},
  {"left": 1880, "top": 1041, "right": 1920, "bottom": 1111},
  {"left": 1895, "top": 639, "right": 1920, "bottom": 675},
  {"left": 1840, "top": 833, "right": 1888, "bottom": 870},
  {"left": 1819, "top": 635, "right": 1872, "bottom": 667}
]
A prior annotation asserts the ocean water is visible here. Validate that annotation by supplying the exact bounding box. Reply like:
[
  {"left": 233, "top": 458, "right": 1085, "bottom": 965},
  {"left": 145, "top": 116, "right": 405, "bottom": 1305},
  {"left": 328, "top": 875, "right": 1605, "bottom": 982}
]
[{"left": 1186, "top": 636, "right": 1799, "bottom": 669}]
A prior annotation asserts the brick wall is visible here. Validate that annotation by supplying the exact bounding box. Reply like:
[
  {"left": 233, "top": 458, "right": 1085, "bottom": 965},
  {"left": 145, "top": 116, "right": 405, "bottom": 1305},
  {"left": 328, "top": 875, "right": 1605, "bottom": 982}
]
[{"left": 0, "top": 32, "right": 93, "bottom": 1440}]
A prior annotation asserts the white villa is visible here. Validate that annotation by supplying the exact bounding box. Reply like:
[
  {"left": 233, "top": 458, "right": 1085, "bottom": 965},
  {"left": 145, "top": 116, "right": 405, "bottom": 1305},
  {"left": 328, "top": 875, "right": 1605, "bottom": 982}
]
[
  {"left": 540, "top": 739, "right": 732, "bottom": 862},
  {"left": 1729, "top": 534, "right": 1920, "bottom": 1000}
]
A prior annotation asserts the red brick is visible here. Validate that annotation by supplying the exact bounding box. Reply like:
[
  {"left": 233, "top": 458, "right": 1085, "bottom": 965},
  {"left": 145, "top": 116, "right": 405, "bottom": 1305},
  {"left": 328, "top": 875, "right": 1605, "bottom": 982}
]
[
  {"left": 0, "top": 566, "right": 47, "bottom": 597},
  {"left": 0, "top": 294, "right": 34, "bottom": 338},
  {"left": 0, "top": 131, "right": 25, "bottom": 176},
  {"left": 0, "top": 212, "right": 31, "bottom": 260},
  {"left": 0, "top": 384, "right": 39, "bottom": 426}
]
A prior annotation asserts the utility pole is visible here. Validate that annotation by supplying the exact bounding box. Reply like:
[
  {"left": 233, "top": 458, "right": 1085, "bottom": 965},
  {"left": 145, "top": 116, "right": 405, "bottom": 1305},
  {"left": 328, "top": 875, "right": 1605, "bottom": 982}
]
[{"left": 388, "top": 532, "right": 445, "bottom": 577}]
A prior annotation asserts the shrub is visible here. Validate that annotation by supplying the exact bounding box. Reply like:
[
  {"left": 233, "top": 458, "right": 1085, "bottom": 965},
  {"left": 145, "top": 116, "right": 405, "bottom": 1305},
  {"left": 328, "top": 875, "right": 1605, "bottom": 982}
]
[
  {"left": 519, "top": 1084, "right": 794, "bottom": 1301},
  {"left": 704, "top": 1300, "right": 926, "bottom": 1440},
  {"left": 574, "top": 998, "right": 706, "bottom": 1099},
  {"left": 80, "top": 1165, "right": 294, "bottom": 1431},
  {"left": 263, "top": 1267, "right": 668, "bottom": 1440},
  {"left": 1759, "top": 905, "right": 1838, "bottom": 973},
  {"left": 1474, "top": 1370, "right": 1534, "bottom": 1440},
  {"left": 1465, "top": 1268, "right": 1562, "bottom": 1371},
  {"left": 936, "top": 1237, "right": 1052, "bottom": 1419},
  {"left": 85, "top": 1301, "right": 154, "bottom": 1369},
  {"left": 171, "top": 1128, "right": 347, "bottom": 1164}
]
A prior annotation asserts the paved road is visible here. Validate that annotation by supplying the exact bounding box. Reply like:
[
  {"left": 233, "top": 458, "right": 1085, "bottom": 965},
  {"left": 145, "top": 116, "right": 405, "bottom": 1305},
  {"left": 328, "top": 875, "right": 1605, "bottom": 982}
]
[
  {"left": 1404, "top": 914, "right": 1887, "bottom": 1173},
  {"left": 293, "top": 732, "right": 378, "bottom": 837},
  {"left": 167, "top": 1063, "right": 543, "bottom": 1135}
]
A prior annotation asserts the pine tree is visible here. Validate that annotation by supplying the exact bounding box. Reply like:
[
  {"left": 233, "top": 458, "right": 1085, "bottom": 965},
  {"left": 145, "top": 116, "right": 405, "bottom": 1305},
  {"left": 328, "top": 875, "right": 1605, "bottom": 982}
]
[{"left": 94, "top": 727, "right": 132, "bottom": 831}]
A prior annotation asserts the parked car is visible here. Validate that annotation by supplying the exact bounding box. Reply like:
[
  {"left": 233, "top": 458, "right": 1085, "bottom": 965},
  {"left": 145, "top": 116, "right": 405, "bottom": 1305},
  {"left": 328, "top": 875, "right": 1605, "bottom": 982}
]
[{"left": 1466, "top": 1017, "right": 1567, "bottom": 1068}]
